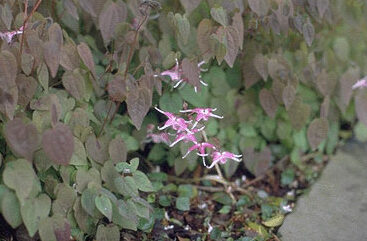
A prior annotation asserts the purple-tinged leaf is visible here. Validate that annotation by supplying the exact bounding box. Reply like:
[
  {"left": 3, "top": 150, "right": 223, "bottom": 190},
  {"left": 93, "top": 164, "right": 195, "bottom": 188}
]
[
  {"left": 218, "top": 26, "right": 240, "bottom": 68},
  {"left": 109, "top": 136, "right": 127, "bottom": 164},
  {"left": 21, "top": 53, "right": 34, "bottom": 76},
  {"left": 259, "top": 89, "right": 278, "bottom": 119},
  {"left": 127, "top": 87, "right": 152, "bottom": 130},
  {"left": 179, "top": 0, "right": 201, "bottom": 14},
  {"left": 62, "top": 69, "right": 86, "bottom": 100},
  {"left": 248, "top": 0, "right": 270, "bottom": 17},
  {"left": 16, "top": 74, "right": 37, "bottom": 107},
  {"left": 4, "top": 118, "right": 39, "bottom": 161},
  {"left": 60, "top": 43, "right": 80, "bottom": 71},
  {"left": 320, "top": 95, "right": 330, "bottom": 119},
  {"left": 355, "top": 90, "right": 367, "bottom": 127},
  {"left": 316, "top": 0, "right": 329, "bottom": 19},
  {"left": 77, "top": 42, "right": 97, "bottom": 79},
  {"left": 282, "top": 84, "right": 296, "bottom": 110},
  {"left": 48, "top": 23, "right": 63, "bottom": 49},
  {"left": 232, "top": 12, "right": 244, "bottom": 50},
  {"left": 197, "top": 19, "right": 214, "bottom": 61},
  {"left": 107, "top": 75, "right": 127, "bottom": 102},
  {"left": 182, "top": 58, "right": 201, "bottom": 89},
  {"left": 253, "top": 54, "right": 269, "bottom": 81},
  {"left": 303, "top": 20, "right": 315, "bottom": 47},
  {"left": 42, "top": 123, "right": 74, "bottom": 165},
  {"left": 99, "top": 0, "right": 127, "bottom": 45},
  {"left": 85, "top": 134, "right": 109, "bottom": 164},
  {"left": 288, "top": 97, "right": 311, "bottom": 130},
  {"left": 43, "top": 41, "right": 60, "bottom": 78},
  {"left": 307, "top": 118, "right": 328, "bottom": 150}
]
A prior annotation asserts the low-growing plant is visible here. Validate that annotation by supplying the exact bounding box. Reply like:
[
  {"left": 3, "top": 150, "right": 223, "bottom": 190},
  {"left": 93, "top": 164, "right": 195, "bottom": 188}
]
[{"left": 0, "top": 0, "right": 366, "bottom": 240}]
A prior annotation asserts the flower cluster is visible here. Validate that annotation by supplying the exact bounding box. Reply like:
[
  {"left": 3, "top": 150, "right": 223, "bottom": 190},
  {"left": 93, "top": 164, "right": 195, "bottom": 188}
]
[
  {"left": 0, "top": 26, "right": 24, "bottom": 44},
  {"left": 149, "top": 107, "right": 243, "bottom": 169},
  {"left": 154, "top": 58, "right": 208, "bottom": 92}
]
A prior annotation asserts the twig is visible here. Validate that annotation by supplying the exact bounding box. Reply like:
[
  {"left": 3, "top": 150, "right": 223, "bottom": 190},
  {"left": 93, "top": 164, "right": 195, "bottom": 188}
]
[
  {"left": 167, "top": 175, "right": 254, "bottom": 197},
  {"left": 19, "top": 0, "right": 42, "bottom": 56}
]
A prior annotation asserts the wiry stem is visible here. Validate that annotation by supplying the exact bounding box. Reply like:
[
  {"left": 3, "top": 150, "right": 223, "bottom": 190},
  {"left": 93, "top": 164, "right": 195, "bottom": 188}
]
[
  {"left": 99, "top": 5, "right": 150, "bottom": 135},
  {"left": 19, "top": 0, "right": 42, "bottom": 56},
  {"left": 201, "top": 129, "right": 237, "bottom": 203}
]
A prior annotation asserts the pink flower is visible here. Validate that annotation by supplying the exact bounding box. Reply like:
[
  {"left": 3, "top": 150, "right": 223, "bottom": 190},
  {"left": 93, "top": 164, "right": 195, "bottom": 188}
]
[
  {"left": 352, "top": 77, "right": 367, "bottom": 89},
  {"left": 155, "top": 107, "right": 191, "bottom": 133},
  {"left": 183, "top": 142, "right": 216, "bottom": 166},
  {"left": 0, "top": 26, "right": 24, "bottom": 44},
  {"left": 154, "top": 59, "right": 208, "bottom": 92},
  {"left": 169, "top": 126, "right": 204, "bottom": 147},
  {"left": 180, "top": 108, "right": 223, "bottom": 128},
  {"left": 203, "top": 151, "right": 242, "bottom": 169}
]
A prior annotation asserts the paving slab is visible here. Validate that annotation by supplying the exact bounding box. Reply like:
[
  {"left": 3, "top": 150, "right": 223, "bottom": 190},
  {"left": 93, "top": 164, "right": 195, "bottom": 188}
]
[{"left": 278, "top": 141, "right": 367, "bottom": 241}]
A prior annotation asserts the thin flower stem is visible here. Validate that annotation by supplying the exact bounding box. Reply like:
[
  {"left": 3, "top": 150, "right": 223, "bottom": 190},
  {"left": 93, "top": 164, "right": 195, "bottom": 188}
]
[{"left": 201, "top": 129, "right": 237, "bottom": 203}]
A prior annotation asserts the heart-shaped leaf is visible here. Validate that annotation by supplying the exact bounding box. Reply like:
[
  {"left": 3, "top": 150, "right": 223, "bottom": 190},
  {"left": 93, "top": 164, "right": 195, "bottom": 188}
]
[
  {"left": 21, "top": 194, "right": 51, "bottom": 237},
  {"left": 62, "top": 69, "right": 86, "bottom": 100},
  {"left": 42, "top": 123, "right": 74, "bottom": 165},
  {"left": 99, "top": 0, "right": 127, "bottom": 45},
  {"left": 4, "top": 118, "right": 39, "bottom": 161},
  {"left": 96, "top": 224, "right": 120, "bottom": 241},
  {"left": 307, "top": 118, "right": 329, "bottom": 150},
  {"left": 108, "top": 136, "right": 127, "bottom": 164},
  {"left": 95, "top": 195, "right": 113, "bottom": 221},
  {"left": 127, "top": 87, "right": 152, "bottom": 130}
]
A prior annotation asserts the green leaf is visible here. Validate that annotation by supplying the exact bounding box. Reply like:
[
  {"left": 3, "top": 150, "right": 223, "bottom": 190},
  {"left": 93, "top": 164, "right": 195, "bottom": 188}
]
[
  {"left": 113, "top": 200, "right": 138, "bottom": 231},
  {"left": 174, "top": 13, "right": 190, "bottom": 45},
  {"left": 3, "top": 159, "right": 36, "bottom": 203},
  {"left": 218, "top": 205, "right": 231, "bottom": 214},
  {"left": 159, "top": 92, "right": 183, "bottom": 113},
  {"left": 175, "top": 197, "right": 190, "bottom": 211},
  {"left": 1, "top": 191, "right": 22, "bottom": 228},
  {"left": 262, "top": 214, "right": 285, "bottom": 227},
  {"left": 81, "top": 188, "right": 99, "bottom": 217},
  {"left": 114, "top": 176, "right": 139, "bottom": 198},
  {"left": 96, "top": 224, "right": 120, "bottom": 241},
  {"left": 281, "top": 168, "right": 295, "bottom": 186},
  {"left": 38, "top": 214, "right": 71, "bottom": 241},
  {"left": 21, "top": 194, "right": 51, "bottom": 237},
  {"left": 177, "top": 184, "right": 196, "bottom": 198},
  {"left": 95, "top": 195, "right": 113, "bottom": 221},
  {"left": 159, "top": 195, "right": 171, "bottom": 207},
  {"left": 212, "top": 192, "right": 232, "bottom": 205},
  {"left": 116, "top": 157, "right": 139, "bottom": 173},
  {"left": 70, "top": 137, "right": 88, "bottom": 166},
  {"left": 210, "top": 6, "right": 228, "bottom": 26},
  {"left": 129, "top": 198, "right": 150, "bottom": 219},
  {"left": 133, "top": 171, "right": 154, "bottom": 192},
  {"left": 247, "top": 222, "right": 269, "bottom": 238}
]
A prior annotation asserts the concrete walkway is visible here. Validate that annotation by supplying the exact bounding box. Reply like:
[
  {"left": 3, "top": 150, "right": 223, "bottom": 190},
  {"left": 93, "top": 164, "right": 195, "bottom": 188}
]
[{"left": 278, "top": 141, "right": 367, "bottom": 241}]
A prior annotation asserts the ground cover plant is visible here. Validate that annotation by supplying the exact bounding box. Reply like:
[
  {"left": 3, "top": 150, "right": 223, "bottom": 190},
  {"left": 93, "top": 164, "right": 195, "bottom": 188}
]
[{"left": 0, "top": 0, "right": 367, "bottom": 240}]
